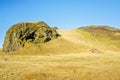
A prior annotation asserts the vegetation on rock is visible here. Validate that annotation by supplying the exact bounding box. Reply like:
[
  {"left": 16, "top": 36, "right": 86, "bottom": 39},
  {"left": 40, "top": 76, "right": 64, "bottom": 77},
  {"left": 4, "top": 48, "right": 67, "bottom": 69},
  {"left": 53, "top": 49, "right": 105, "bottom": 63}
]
[{"left": 3, "top": 21, "right": 59, "bottom": 52}]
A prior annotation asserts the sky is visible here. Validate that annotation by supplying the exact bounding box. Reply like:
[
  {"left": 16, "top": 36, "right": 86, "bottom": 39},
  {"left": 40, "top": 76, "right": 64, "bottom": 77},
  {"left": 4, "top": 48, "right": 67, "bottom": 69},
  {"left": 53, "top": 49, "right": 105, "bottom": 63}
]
[{"left": 0, "top": 0, "right": 120, "bottom": 48}]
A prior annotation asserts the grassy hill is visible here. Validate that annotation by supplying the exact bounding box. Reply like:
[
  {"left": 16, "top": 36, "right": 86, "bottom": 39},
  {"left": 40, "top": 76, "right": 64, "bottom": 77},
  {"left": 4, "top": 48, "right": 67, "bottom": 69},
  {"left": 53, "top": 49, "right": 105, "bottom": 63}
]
[
  {"left": 77, "top": 26, "right": 120, "bottom": 52},
  {"left": 3, "top": 26, "right": 120, "bottom": 55},
  {"left": 0, "top": 26, "right": 120, "bottom": 80}
]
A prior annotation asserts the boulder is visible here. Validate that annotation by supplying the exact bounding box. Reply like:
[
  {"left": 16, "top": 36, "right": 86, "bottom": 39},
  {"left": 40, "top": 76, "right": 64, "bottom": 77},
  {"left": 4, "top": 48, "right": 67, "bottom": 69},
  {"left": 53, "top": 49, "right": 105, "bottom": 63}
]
[{"left": 3, "top": 21, "right": 59, "bottom": 52}]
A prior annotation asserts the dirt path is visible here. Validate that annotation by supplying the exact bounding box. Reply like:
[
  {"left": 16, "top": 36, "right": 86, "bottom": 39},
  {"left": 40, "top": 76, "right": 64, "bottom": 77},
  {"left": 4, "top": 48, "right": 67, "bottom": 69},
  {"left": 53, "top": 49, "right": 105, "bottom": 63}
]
[{"left": 57, "top": 30, "right": 86, "bottom": 45}]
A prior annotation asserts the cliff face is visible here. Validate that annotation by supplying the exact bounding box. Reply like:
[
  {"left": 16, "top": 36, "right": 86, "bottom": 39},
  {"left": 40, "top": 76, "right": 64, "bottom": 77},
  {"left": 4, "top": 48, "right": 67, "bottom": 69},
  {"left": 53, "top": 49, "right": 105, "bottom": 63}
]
[{"left": 3, "top": 21, "right": 59, "bottom": 52}]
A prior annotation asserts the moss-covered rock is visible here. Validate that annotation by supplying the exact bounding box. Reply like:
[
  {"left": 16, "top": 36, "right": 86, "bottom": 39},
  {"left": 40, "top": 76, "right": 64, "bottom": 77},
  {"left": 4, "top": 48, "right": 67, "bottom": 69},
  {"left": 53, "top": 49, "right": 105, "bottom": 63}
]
[{"left": 3, "top": 21, "right": 59, "bottom": 52}]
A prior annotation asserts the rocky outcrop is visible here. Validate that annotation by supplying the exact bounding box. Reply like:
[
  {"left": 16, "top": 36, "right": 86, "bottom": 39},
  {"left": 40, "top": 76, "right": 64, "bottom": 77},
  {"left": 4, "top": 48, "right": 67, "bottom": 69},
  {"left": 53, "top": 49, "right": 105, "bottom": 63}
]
[{"left": 3, "top": 21, "right": 59, "bottom": 52}]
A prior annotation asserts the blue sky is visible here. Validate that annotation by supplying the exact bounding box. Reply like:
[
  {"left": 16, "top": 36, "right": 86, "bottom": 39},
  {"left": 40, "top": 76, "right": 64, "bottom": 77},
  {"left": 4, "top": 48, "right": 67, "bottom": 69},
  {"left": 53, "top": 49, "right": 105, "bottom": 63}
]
[{"left": 0, "top": 0, "right": 120, "bottom": 48}]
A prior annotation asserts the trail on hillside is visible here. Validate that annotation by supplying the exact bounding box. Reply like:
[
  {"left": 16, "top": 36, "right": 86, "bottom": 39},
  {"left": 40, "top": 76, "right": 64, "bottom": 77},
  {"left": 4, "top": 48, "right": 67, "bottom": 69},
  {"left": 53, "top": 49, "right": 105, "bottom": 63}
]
[
  {"left": 58, "top": 30, "right": 87, "bottom": 45},
  {"left": 8, "top": 29, "right": 120, "bottom": 55},
  {"left": 57, "top": 30, "right": 120, "bottom": 53},
  {"left": 41, "top": 30, "right": 90, "bottom": 54}
]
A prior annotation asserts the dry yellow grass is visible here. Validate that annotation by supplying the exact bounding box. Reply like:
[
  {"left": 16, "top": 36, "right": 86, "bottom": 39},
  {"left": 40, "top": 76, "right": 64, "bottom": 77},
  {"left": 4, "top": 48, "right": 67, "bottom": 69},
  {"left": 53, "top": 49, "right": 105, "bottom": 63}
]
[
  {"left": 0, "top": 48, "right": 2, "bottom": 52},
  {"left": 9, "top": 29, "right": 120, "bottom": 55},
  {"left": 0, "top": 29, "right": 120, "bottom": 80},
  {"left": 0, "top": 52, "right": 120, "bottom": 80}
]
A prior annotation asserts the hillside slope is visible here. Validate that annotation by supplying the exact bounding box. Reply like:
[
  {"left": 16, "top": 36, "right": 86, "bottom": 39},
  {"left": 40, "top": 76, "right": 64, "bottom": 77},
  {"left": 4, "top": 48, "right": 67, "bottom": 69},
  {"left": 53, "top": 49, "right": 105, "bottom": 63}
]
[
  {"left": 78, "top": 26, "right": 120, "bottom": 52},
  {"left": 43, "top": 26, "right": 120, "bottom": 54},
  {"left": 4, "top": 26, "right": 120, "bottom": 55}
]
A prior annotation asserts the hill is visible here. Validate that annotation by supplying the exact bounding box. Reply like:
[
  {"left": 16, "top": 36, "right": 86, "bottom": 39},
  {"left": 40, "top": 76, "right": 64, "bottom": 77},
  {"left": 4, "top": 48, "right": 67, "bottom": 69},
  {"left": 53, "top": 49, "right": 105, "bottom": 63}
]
[
  {"left": 2, "top": 21, "right": 59, "bottom": 53},
  {"left": 77, "top": 26, "right": 120, "bottom": 52},
  {"left": 2, "top": 24, "right": 120, "bottom": 54},
  {"left": 0, "top": 24, "right": 120, "bottom": 80},
  {"left": 79, "top": 26, "right": 120, "bottom": 41},
  {"left": 11, "top": 26, "right": 120, "bottom": 54}
]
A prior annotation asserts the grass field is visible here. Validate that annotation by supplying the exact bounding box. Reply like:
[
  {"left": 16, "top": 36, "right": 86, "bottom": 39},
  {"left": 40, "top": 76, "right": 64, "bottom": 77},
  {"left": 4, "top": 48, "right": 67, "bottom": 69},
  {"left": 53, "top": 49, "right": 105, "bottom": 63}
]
[
  {"left": 0, "top": 52, "right": 120, "bottom": 80},
  {"left": 0, "top": 29, "right": 120, "bottom": 80}
]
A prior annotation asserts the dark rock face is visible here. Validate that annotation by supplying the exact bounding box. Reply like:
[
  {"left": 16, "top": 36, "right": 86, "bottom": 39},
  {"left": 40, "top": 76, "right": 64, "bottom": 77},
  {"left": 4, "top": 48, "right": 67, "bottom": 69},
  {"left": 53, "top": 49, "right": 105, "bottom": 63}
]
[{"left": 3, "top": 21, "right": 59, "bottom": 52}]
